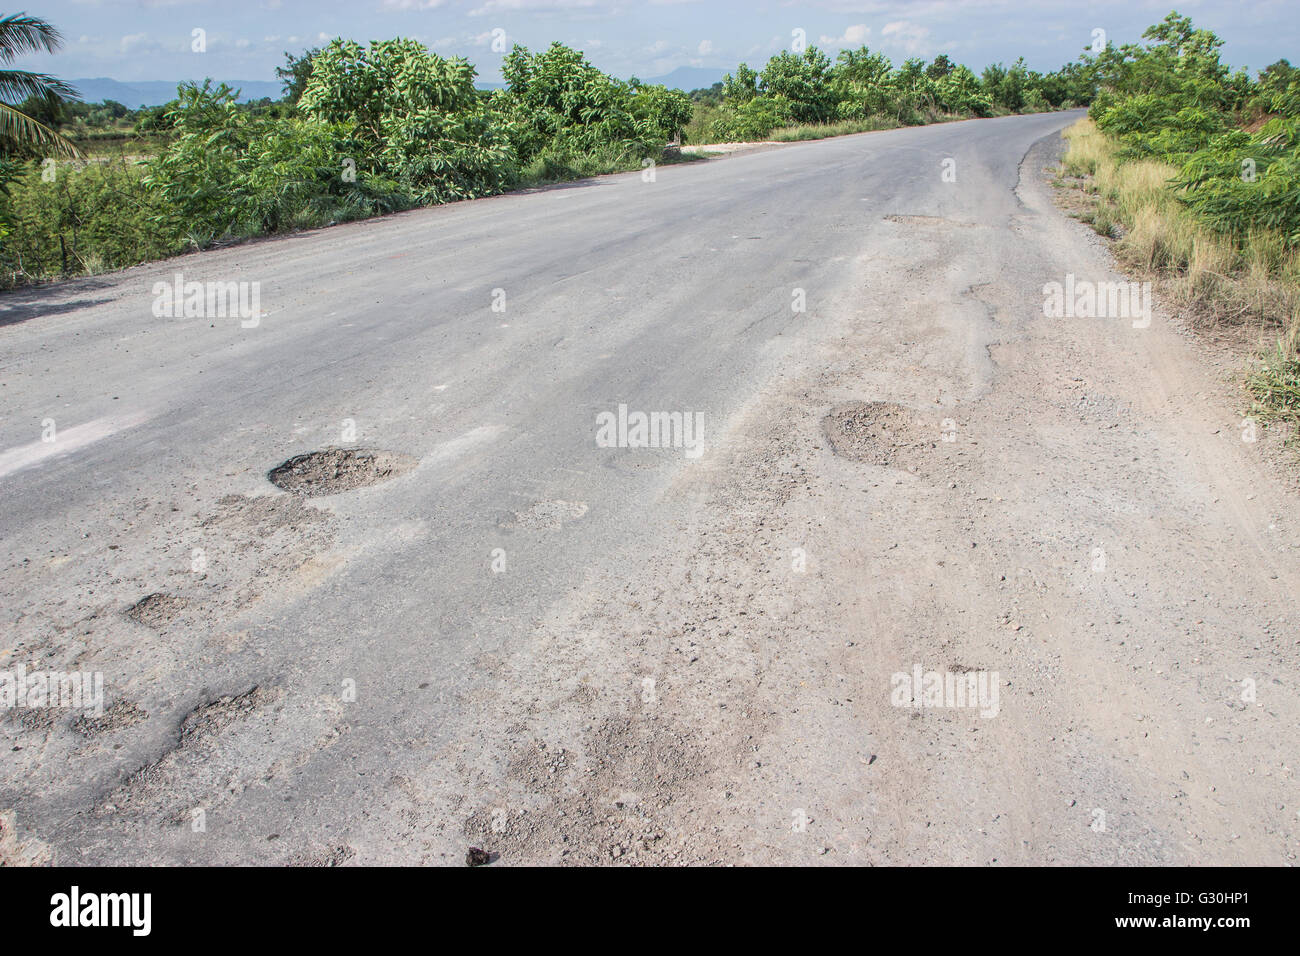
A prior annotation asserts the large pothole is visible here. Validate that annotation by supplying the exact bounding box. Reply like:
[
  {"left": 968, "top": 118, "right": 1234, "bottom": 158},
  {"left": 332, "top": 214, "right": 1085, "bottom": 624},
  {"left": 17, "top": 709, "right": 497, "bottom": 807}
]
[
  {"left": 125, "top": 592, "right": 189, "bottom": 629},
  {"left": 821, "top": 401, "right": 943, "bottom": 471},
  {"left": 267, "top": 448, "right": 418, "bottom": 497}
]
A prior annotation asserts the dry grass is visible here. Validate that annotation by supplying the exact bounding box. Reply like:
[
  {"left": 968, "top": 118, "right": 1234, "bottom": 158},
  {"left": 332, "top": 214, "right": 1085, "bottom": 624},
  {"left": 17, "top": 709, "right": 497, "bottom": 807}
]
[{"left": 1061, "top": 116, "right": 1300, "bottom": 436}]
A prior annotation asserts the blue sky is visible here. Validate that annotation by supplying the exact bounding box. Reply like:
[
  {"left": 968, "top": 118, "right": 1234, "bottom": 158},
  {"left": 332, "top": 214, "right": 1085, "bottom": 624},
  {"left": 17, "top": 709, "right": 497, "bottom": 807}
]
[{"left": 15, "top": 0, "right": 1300, "bottom": 86}]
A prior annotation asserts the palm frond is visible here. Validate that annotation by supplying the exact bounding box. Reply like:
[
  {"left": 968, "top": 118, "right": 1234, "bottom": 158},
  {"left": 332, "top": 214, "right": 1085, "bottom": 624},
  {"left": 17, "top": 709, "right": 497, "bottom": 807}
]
[
  {"left": 0, "top": 68, "right": 79, "bottom": 103},
  {"left": 0, "top": 13, "right": 64, "bottom": 64},
  {"left": 0, "top": 101, "right": 80, "bottom": 156}
]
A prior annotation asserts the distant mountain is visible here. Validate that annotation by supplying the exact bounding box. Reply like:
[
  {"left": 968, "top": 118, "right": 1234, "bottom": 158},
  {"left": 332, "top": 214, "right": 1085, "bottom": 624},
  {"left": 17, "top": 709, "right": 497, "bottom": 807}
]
[
  {"left": 68, "top": 78, "right": 283, "bottom": 107},
  {"left": 643, "top": 67, "right": 727, "bottom": 92}
]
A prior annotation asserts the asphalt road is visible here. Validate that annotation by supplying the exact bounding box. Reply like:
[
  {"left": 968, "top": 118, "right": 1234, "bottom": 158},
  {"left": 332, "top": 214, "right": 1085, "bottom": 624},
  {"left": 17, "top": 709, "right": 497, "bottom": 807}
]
[{"left": 4, "top": 110, "right": 1298, "bottom": 866}]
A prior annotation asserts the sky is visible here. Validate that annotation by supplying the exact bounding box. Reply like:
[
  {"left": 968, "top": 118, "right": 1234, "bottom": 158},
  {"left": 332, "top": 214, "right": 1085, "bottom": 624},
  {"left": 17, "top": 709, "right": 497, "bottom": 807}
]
[{"left": 14, "top": 0, "right": 1300, "bottom": 87}]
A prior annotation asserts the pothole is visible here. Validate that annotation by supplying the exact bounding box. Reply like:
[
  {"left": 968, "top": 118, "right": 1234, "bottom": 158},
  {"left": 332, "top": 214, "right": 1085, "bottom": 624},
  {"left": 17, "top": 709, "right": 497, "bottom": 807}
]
[
  {"left": 125, "top": 592, "right": 188, "bottom": 628},
  {"left": 72, "top": 700, "right": 148, "bottom": 738},
  {"left": 821, "top": 402, "right": 942, "bottom": 470},
  {"left": 267, "top": 447, "right": 418, "bottom": 497}
]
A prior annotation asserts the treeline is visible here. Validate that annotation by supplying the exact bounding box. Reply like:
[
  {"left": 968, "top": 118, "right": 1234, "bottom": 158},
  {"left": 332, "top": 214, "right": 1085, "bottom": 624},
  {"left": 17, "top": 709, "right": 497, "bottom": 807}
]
[
  {"left": 1063, "top": 12, "right": 1299, "bottom": 431},
  {"left": 0, "top": 39, "right": 698, "bottom": 285},
  {"left": 698, "top": 48, "right": 1094, "bottom": 141},
  {"left": 0, "top": 21, "right": 1178, "bottom": 288},
  {"left": 1087, "top": 13, "right": 1300, "bottom": 247}
]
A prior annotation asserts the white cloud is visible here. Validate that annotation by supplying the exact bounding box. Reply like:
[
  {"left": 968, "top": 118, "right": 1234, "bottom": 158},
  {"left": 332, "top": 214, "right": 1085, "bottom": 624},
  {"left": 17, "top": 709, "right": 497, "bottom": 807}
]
[
  {"left": 380, "top": 0, "right": 447, "bottom": 10},
  {"left": 880, "top": 20, "right": 932, "bottom": 55},
  {"left": 469, "top": 0, "right": 598, "bottom": 16},
  {"left": 697, "top": 39, "right": 714, "bottom": 55},
  {"left": 818, "top": 24, "right": 870, "bottom": 47}
]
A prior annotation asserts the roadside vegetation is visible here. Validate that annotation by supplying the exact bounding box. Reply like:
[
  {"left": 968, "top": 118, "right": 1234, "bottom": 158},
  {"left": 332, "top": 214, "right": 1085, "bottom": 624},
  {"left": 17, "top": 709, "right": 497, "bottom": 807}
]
[
  {"left": 1, "top": 12, "right": 1102, "bottom": 289},
  {"left": 1058, "top": 12, "right": 1300, "bottom": 438}
]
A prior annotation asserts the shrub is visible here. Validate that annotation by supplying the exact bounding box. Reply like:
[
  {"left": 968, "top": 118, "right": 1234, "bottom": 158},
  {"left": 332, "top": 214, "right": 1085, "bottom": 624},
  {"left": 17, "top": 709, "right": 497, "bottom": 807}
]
[
  {"left": 0, "top": 156, "right": 179, "bottom": 286},
  {"left": 300, "top": 38, "right": 515, "bottom": 203},
  {"left": 145, "top": 81, "right": 416, "bottom": 244},
  {"left": 497, "top": 42, "right": 660, "bottom": 164}
]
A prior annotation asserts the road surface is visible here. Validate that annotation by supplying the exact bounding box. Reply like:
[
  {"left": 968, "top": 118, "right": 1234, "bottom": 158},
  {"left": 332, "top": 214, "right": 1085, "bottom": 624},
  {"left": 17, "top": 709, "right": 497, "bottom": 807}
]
[{"left": 2, "top": 110, "right": 1297, "bottom": 865}]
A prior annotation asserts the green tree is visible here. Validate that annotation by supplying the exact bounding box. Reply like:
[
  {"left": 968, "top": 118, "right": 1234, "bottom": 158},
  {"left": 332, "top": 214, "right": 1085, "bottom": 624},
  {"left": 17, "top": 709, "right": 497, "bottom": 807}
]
[
  {"left": 0, "top": 13, "right": 80, "bottom": 156},
  {"left": 829, "top": 46, "right": 894, "bottom": 118},
  {"left": 721, "top": 64, "right": 758, "bottom": 104},
  {"left": 631, "top": 82, "right": 693, "bottom": 143},
  {"left": 276, "top": 48, "right": 320, "bottom": 104},
  {"left": 301, "top": 37, "right": 514, "bottom": 202},
  {"left": 498, "top": 42, "right": 658, "bottom": 161},
  {"left": 926, "top": 54, "right": 955, "bottom": 80},
  {"left": 758, "top": 47, "right": 834, "bottom": 123}
]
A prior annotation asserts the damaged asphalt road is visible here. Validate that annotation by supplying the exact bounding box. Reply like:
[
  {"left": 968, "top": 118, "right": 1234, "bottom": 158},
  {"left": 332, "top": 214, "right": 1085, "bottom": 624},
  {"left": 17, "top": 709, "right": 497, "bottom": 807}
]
[{"left": 2, "top": 109, "right": 1298, "bottom": 865}]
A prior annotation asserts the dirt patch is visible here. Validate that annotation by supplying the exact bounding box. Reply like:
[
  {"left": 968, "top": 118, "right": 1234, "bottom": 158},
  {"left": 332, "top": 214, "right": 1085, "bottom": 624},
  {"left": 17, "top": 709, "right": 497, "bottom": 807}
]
[
  {"left": 0, "top": 810, "right": 53, "bottom": 866},
  {"left": 98, "top": 685, "right": 284, "bottom": 823},
  {"left": 267, "top": 448, "right": 418, "bottom": 497},
  {"left": 72, "top": 700, "right": 148, "bottom": 738},
  {"left": 288, "top": 843, "right": 356, "bottom": 867},
  {"left": 124, "top": 592, "right": 188, "bottom": 629},
  {"left": 821, "top": 401, "right": 944, "bottom": 471},
  {"left": 501, "top": 499, "right": 589, "bottom": 530},
  {"left": 884, "top": 214, "right": 977, "bottom": 228},
  {"left": 10, "top": 707, "right": 58, "bottom": 733},
  {"left": 464, "top": 715, "right": 708, "bottom": 865},
  {"left": 178, "top": 686, "right": 274, "bottom": 745}
]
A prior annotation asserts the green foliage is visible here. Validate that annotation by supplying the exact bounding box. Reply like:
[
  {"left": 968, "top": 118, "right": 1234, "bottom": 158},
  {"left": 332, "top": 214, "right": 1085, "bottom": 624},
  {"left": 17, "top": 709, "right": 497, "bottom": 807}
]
[
  {"left": 1174, "top": 80, "right": 1300, "bottom": 246},
  {"left": 276, "top": 48, "right": 320, "bottom": 103},
  {"left": 688, "top": 82, "right": 724, "bottom": 106},
  {"left": 709, "top": 42, "right": 1072, "bottom": 140},
  {"left": 0, "top": 156, "right": 178, "bottom": 286},
  {"left": 0, "top": 22, "right": 1104, "bottom": 288},
  {"left": 630, "top": 82, "right": 693, "bottom": 143},
  {"left": 758, "top": 48, "right": 836, "bottom": 124},
  {"left": 981, "top": 61, "right": 1024, "bottom": 112},
  {"left": 935, "top": 65, "right": 993, "bottom": 117},
  {"left": 1088, "top": 11, "right": 1300, "bottom": 248},
  {"left": 1090, "top": 12, "right": 1241, "bottom": 160},
  {"left": 721, "top": 64, "right": 759, "bottom": 105},
  {"left": 144, "top": 81, "right": 413, "bottom": 243},
  {"left": 300, "top": 38, "right": 514, "bottom": 203},
  {"left": 0, "top": 13, "right": 81, "bottom": 157},
  {"left": 829, "top": 47, "right": 895, "bottom": 119},
  {"left": 498, "top": 42, "right": 660, "bottom": 164},
  {"left": 711, "top": 95, "right": 791, "bottom": 141},
  {"left": 1246, "top": 344, "right": 1300, "bottom": 431}
]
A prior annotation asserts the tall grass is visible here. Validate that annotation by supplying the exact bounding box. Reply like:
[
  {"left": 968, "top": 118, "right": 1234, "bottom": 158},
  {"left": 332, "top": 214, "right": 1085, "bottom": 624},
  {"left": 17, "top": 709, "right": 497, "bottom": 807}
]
[
  {"left": 768, "top": 116, "right": 901, "bottom": 142},
  {"left": 0, "top": 157, "right": 183, "bottom": 287},
  {"left": 1062, "top": 117, "right": 1300, "bottom": 438}
]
